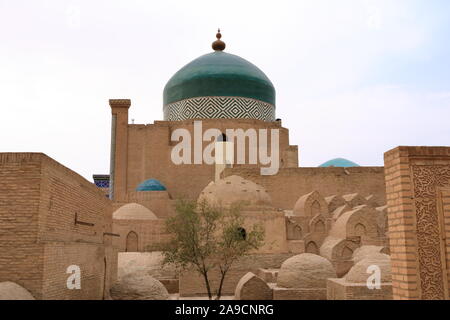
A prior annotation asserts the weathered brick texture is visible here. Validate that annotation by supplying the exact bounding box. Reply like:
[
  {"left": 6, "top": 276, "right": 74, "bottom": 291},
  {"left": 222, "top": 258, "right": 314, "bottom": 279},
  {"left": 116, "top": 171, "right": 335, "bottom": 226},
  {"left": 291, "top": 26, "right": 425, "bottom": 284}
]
[
  {"left": 0, "top": 153, "right": 117, "bottom": 300},
  {"left": 113, "top": 219, "right": 170, "bottom": 252},
  {"left": 111, "top": 117, "right": 299, "bottom": 203},
  {"left": 223, "top": 166, "right": 386, "bottom": 210}
]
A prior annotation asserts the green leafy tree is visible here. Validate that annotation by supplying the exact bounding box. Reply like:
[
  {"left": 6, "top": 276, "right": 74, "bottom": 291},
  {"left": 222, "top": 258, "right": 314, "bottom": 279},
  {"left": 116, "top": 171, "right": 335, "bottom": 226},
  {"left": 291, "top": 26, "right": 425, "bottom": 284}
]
[{"left": 161, "top": 199, "right": 265, "bottom": 300}]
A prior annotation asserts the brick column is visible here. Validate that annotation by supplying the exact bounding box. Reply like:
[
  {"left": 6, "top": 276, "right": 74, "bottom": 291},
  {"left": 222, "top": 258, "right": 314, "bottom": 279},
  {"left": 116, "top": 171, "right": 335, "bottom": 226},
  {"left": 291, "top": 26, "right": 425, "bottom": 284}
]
[
  {"left": 384, "top": 146, "right": 450, "bottom": 300},
  {"left": 109, "top": 99, "right": 130, "bottom": 202}
]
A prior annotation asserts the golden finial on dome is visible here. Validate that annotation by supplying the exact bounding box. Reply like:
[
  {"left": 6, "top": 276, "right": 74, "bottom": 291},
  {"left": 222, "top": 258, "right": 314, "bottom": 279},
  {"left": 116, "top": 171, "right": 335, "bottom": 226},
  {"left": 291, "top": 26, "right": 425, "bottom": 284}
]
[{"left": 212, "top": 28, "right": 226, "bottom": 51}]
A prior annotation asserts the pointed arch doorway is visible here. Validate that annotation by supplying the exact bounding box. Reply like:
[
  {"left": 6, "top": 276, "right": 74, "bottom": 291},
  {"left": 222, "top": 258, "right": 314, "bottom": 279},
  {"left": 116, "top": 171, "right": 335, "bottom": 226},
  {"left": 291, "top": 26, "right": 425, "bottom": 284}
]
[{"left": 126, "top": 231, "right": 138, "bottom": 252}]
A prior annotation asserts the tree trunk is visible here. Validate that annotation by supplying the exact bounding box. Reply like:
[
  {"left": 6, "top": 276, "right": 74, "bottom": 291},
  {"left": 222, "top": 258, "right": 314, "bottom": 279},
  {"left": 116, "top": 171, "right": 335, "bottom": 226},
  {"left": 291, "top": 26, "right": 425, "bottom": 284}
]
[
  {"left": 216, "top": 270, "right": 227, "bottom": 300},
  {"left": 202, "top": 271, "right": 212, "bottom": 300}
]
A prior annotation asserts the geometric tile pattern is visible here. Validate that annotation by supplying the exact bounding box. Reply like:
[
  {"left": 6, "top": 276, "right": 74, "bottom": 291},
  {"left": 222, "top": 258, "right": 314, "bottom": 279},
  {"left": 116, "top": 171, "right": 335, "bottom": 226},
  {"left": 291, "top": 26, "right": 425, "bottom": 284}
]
[
  {"left": 93, "top": 175, "right": 110, "bottom": 188},
  {"left": 164, "top": 96, "right": 275, "bottom": 122},
  {"left": 94, "top": 180, "right": 110, "bottom": 188}
]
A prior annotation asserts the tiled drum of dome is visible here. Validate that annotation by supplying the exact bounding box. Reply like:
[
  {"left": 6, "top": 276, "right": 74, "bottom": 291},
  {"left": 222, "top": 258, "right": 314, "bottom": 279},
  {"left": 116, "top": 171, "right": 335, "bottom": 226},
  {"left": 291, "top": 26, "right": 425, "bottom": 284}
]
[{"left": 164, "top": 96, "right": 275, "bottom": 121}]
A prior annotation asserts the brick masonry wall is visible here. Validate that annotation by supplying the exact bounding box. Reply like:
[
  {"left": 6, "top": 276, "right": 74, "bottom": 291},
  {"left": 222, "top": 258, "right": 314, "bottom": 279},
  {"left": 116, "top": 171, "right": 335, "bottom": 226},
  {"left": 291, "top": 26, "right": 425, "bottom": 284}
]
[
  {"left": 113, "top": 115, "right": 384, "bottom": 212},
  {"left": 41, "top": 243, "right": 111, "bottom": 299},
  {"left": 0, "top": 153, "right": 117, "bottom": 300},
  {"left": 0, "top": 153, "right": 45, "bottom": 298},
  {"left": 384, "top": 146, "right": 450, "bottom": 300},
  {"left": 116, "top": 119, "right": 298, "bottom": 202},
  {"left": 327, "top": 278, "right": 392, "bottom": 300},
  {"left": 241, "top": 210, "right": 288, "bottom": 254},
  {"left": 223, "top": 166, "right": 386, "bottom": 210},
  {"left": 113, "top": 219, "right": 170, "bottom": 252}
]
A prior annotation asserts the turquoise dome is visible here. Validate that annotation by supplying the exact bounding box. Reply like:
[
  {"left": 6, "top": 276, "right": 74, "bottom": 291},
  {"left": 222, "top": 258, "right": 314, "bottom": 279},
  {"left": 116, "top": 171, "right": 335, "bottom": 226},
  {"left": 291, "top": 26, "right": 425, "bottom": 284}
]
[
  {"left": 163, "top": 51, "right": 275, "bottom": 106},
  {"left": 136, "top": 179, "right": 167, "bottom": 191},
  {"left": 319, "top": 158, "right": 359, "bottom": 168}
]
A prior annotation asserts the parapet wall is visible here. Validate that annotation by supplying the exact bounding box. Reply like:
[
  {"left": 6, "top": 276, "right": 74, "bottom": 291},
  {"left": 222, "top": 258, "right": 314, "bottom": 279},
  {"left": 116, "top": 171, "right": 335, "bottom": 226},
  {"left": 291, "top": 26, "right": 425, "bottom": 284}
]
[{"left": 222, "top": 166, "right": 386, "bottom": 210}]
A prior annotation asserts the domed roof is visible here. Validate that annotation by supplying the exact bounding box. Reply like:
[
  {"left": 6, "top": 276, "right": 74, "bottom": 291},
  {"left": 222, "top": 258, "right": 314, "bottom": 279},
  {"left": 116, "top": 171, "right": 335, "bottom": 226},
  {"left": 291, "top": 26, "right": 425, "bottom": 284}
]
[
  {"left": 136, "top": 179, "right": 166, "bottom": 191},
  {"left": 0, "top": 282, "right": 35, "bottom": 300},
  {"left": 163, "top": 51, "right": 275, "bottom": 106},
  {"left": 198, "top": 175, "right": 272, "bottom": 207},
  {"left": 345, "top": 254, "right": 391, "bottom": 283},
  {"left": 110, "top": 271, "right": 169, "bottom": 300},
  {"left": 113, "top": 203, "right": 158, "bottom": 220},
  {"left": 352, "top": 246, "right": 389, "bottom": 263},
  {"left": 292, "top": 191, "right": 328, "bottom": 217},
  {"left": 277, "top": 253, "right": 336, "bottom": 289},
  {"left": 319, "top": 158, "right": 359, "bottom": 168}
]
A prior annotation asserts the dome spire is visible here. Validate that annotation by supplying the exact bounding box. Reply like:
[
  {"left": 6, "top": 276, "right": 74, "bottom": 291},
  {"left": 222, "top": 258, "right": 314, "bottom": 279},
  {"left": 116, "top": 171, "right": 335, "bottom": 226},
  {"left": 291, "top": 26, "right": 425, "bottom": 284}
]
[{"left": 212, "top": 28, "right": 226, "bottom": 51}]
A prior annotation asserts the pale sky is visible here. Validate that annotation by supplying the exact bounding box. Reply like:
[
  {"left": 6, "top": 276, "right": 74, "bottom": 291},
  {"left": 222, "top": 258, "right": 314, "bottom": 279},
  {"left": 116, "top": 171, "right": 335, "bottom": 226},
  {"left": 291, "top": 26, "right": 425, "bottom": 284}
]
[{"left": 1, "top": 0, "right": 449, "bottom": 181}]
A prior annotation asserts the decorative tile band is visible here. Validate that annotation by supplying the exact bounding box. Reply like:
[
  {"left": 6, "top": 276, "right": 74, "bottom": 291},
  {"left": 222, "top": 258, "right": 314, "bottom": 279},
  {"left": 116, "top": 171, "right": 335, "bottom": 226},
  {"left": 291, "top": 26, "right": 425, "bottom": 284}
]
[
  {"left": 93, "top": 175, "right": 110, "bottom": 188},
  {"left": 164, "top": 96, "right": 275, "bottom": 122}
]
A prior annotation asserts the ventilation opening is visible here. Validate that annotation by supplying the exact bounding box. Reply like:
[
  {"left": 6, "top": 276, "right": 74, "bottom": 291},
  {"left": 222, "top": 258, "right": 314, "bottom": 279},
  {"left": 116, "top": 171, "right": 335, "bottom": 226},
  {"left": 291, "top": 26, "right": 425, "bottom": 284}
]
[{"left": 236, "top": 227, "right": 247, "bottom": 240}]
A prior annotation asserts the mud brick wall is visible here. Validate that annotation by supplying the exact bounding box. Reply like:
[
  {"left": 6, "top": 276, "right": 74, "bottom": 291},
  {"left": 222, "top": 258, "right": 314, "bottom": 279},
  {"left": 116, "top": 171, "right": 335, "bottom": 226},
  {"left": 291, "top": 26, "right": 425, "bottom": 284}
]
[
  {"left": 223, "top": 166, "right": 386, "bottom": 210},
  {"left": 0, "top": 153, "right": 117, "bottom": 300}
]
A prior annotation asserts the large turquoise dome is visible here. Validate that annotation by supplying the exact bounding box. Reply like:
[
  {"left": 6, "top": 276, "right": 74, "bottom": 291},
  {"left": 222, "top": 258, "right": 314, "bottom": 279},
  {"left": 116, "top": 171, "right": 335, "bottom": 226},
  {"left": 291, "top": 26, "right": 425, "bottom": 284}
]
[
  {"left": 163, "top": 32, "right": 276, "bottom": 122},
  {"left": 164, "top": 51, "right": 275, "bottom": 105}
]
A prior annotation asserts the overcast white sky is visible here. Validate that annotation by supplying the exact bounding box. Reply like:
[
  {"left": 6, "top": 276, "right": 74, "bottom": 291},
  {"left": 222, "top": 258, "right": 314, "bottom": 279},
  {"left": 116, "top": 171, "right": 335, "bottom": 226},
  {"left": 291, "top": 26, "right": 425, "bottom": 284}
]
[{"left": 1, "top": 0, "right": 449, "bottom": 181}]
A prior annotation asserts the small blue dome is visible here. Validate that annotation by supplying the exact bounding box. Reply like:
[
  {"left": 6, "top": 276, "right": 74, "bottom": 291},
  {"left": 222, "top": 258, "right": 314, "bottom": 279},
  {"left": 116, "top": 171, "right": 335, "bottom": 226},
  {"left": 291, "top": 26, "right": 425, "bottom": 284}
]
[
  {"left": 136, "top": 179, "right": 167, "bottom": 191},
  {"left": 319, "top": 158, "right": 359, "bottom": 168}
]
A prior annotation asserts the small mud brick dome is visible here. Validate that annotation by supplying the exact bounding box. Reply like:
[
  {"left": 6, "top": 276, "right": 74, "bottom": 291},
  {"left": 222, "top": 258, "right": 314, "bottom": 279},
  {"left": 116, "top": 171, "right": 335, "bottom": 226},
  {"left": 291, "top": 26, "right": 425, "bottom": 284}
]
[
  {"left": 0, "top": 282, "right": 35, "bottom": 300},
  {"left": 277, "top": 253, "right": 336, "bottom": 289},
  {"left": 163, "top": 30, "right": 276, "bottom": 121},
  {"left": 113, "top": 203, "right": 158, "bottom": 220},
  {"left": 110, "top": 272, "right": 169, "bottom": 300},
  {"left": 198, "top": 175, "right": 272, "bottom": 207},
  {"left": 345, "top": 253, "right": 391, "bottom": 283}
]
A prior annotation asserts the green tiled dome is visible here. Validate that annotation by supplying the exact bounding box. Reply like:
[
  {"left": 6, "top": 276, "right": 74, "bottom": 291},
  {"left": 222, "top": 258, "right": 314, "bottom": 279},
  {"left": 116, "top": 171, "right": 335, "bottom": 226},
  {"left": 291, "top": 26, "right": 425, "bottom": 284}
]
[
  {"left": 136, "top": 179, "right": 166, "bottom": 191},
  {"left": 319, "top": 158, "right": 359, "bottom": 168},
  {"left": 163, "top": 51, "right": 275, "bottom": 106}
]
